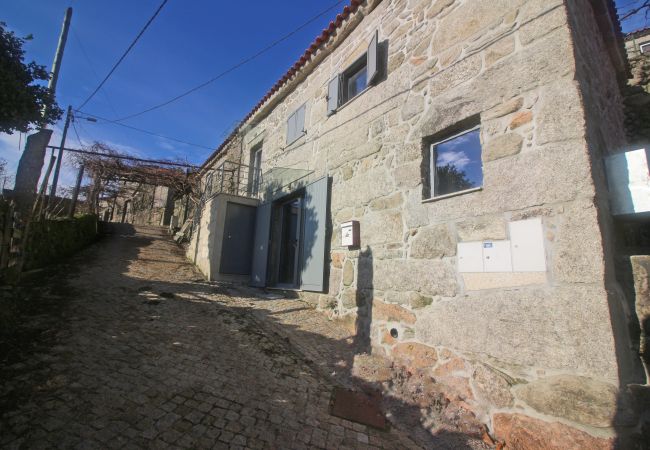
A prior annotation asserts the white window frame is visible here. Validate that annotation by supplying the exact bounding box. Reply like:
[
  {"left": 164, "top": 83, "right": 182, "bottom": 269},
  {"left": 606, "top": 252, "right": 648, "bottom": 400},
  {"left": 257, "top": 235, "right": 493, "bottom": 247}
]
[
  {"left": 640, "top": 42, "right": 650, "bottom": 54},
  {"left": 428, "top": 124, "right": 482, "bottom": 200}
]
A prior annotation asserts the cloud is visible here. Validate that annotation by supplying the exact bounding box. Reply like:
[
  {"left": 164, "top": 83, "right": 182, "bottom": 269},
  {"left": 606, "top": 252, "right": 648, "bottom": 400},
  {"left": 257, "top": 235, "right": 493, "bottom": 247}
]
[{"left": 437, "top": 150, "right": 471, "bottom": 169}]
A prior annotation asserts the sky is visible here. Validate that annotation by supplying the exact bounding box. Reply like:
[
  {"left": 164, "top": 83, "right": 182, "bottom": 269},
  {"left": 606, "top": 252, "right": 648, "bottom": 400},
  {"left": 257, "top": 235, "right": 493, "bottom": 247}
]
[
  {"left": 0, "top": 0, "right": 647, "bottom": 193},
  {"left": 0, "top": 0, "right": 344, "bottom": 191}
]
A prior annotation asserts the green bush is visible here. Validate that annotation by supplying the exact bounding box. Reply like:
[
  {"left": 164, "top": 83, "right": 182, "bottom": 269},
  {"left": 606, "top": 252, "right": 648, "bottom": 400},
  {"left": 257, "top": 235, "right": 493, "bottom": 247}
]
[{"left": 24, "top": 214, "right": 98, "bottom": 270}]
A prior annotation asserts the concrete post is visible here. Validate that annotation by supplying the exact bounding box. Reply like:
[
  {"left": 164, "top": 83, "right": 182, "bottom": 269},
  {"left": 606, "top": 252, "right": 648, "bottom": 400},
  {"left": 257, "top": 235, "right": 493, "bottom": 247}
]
[
  {"left": 14, "top": 7, "right": 72, "bottom": 211},
  {"left": 68, "top": 164, "right": 84, "bottom": 218},
  {"left": 43, "top": 8, "right": 73, "bottom": 120},
  {"left": 49, "top": 105, "right": 72, "bottom": 201}
]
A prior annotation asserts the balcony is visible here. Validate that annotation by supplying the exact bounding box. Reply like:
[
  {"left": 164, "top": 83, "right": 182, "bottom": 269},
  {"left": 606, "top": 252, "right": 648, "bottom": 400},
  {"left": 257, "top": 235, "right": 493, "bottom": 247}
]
[
  {"left": 203, "top": 161, "right": 261, "bottom": 200},
  {"left": 203, "top": 161, "right": 313, "bottom": 202}
]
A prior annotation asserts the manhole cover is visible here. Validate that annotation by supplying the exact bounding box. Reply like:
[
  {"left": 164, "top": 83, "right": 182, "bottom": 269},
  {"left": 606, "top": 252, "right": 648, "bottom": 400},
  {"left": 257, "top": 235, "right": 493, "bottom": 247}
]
[{"left": 330, "top": 387, "right": 387, "bottom": 430}]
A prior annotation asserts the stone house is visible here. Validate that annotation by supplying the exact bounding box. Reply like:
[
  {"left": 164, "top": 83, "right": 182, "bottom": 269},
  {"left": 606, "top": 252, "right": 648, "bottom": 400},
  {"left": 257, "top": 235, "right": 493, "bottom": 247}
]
[
  {"left": 623, "top": 27, "right": 650, "bottom": 144},
  {"left": 185, "top": 0, "right": 648, "bottom": 447}
]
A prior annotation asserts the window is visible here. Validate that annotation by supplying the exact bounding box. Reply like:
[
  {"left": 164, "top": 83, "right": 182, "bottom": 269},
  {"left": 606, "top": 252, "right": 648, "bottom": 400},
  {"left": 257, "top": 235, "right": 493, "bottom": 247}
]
[
  {"left": 429, "top": 126, "right": 483, "bottom": 198},
  {"left": 286, "top": 104, "right": 306, "bottom": 145},
  {"left": 248, "top": 146, "right": 262, "bottom": 196},
  {"left": 341, "top": 58, "right": 368, "bottom": 104},
  {"left": 327, "top": 30, "right": 380, "bottom": 115},
  {"left": 640, "top": 42, "right": 650, "bottom": 54}
]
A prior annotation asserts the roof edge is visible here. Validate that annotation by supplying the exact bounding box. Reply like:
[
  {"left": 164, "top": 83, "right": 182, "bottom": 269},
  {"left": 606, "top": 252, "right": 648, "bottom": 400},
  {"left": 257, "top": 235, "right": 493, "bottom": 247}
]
[{"left": 202, "top": 0, "right": 379, "bottom": 170}]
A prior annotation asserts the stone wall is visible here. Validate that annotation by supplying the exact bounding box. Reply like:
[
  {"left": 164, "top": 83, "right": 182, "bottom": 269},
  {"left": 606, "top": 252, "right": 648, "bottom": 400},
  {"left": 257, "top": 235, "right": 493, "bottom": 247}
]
[
  {"left": 202, "top": 0, "right": 637, "bottom": 445},
  {"left": 624, "top": 30, "right": 650, "bottom": 145},
  {"left": 24, "top": 215, "right": 98, "bottom": 271}
]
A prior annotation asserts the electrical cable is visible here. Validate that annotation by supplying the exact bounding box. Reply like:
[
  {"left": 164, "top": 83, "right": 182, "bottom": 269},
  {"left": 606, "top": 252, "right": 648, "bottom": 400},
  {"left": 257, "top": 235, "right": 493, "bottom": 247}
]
[
  {"left": 74, "top": 110, "right": 215, "bottom": 150},
  {"left": 71, "top": 27, "right": 121, "bottom": 118},
  {"left": 76, "top": 0, "right": 169, "bottom": 110},
  {"left": 107, "top": 0, "right": 344, "bottom": 122}
]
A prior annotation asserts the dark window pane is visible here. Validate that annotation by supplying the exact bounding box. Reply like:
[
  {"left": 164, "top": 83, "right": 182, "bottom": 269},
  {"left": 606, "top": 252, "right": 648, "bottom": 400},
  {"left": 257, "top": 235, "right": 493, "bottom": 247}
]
[
  {"left": 434, "top": 129, "right": 482, "bottom": 196},
  {"left": 347, "top": 65, "right": 367, "bottom": 100}
]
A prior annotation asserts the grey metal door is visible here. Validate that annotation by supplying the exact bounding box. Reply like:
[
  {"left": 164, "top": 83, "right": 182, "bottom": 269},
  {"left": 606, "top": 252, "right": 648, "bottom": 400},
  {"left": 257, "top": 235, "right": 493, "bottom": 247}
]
[
  {"left": 300, "top": 176, "right": 328, "bottom": 292},
  {"left": 250, "top": 202, "right": 272, "bottom": 287},
  {"left": 220, "top": 203, "right": 256, "bottom": 275}
]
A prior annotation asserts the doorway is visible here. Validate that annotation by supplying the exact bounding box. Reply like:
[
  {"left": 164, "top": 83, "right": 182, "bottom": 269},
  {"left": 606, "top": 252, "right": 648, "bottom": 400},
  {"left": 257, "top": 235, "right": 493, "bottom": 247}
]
[
  {"left": 270, "top": 195, "right": 303, "bottom": 288},
  {"left": 220, "top": 202, "right": 256, "bottom": 275}
]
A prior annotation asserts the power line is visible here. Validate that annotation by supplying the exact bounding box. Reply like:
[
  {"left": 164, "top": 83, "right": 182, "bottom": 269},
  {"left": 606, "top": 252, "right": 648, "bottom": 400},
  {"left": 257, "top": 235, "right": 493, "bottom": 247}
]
[
  {"left": 74, "top": 110, "right": 215, "bottom": 150},
  {"left": 110, "top": 0, "right": 344, "bottom": 122},
  {"left": 71, "top": 27, "right": 121, "bottom": 118},
  {"left": 71, "top": 118, "right": 86, "bottom": 149},
  {"left": 76, "top": 0, "right": 169, "bottom": 110}
]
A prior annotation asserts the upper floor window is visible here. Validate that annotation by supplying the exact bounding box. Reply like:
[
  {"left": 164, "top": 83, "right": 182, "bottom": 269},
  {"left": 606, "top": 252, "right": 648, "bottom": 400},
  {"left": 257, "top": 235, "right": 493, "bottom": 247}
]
[
  {"left": 428, "top": 124, "right": 483, "bottom": 199},
  {"left": 327, "top": 30, "right": 380, "bottom": 115},
  {"left": 249, "top": 145, "right": 262, "bottom": 196},
  {"left": 286, "top": 104, "right": 306, "bottom": 145},
  {"left": 640, "top": 42, "right": 650, "bottom": 54}
]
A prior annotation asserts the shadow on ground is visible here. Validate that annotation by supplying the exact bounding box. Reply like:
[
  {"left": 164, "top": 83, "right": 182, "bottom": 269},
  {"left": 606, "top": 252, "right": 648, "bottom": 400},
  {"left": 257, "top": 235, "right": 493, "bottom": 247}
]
[{"left": 0, "top": 225, "right": 489, "bottom": 449}]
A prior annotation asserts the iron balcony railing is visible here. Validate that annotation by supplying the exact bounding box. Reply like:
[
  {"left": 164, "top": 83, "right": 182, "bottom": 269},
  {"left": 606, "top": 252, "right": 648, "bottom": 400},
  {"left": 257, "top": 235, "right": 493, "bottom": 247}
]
[
  {"left": 202, "top": 160, "right": 315, "bottom": 202},
  {"left": 203, "top": 160, "right": 262, "bottom": 200}
]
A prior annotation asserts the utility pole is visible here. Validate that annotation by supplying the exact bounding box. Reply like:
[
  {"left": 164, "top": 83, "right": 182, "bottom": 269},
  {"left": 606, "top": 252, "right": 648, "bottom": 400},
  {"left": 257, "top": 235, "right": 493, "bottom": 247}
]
[
  {"left": 49, "top": 105, "right": 72, "bottom": 201},
  {"left": 14, "top": 7, "right": 73, "bottom": 208},
  {"left": 43, "top": 7, "right": 72, "bottom": 120},
  {"left": 68, "top": 164, "right": 85, "bottom": 218}
]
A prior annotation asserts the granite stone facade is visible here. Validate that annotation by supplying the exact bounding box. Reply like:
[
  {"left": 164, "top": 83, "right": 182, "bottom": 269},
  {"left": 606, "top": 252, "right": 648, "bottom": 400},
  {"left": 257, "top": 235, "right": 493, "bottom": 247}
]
[{"left": 189, "top": 0, "right": 644, "bottom": 446}]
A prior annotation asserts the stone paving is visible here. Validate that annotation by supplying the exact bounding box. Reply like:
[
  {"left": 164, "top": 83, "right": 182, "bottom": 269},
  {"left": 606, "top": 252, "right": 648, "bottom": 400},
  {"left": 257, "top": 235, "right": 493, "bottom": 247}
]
[
  {"left": 0, "top": 226, "right": 424, "bottom": 449},
  {"left": 1, "top": 225, "right": 492, "bottom": 449}
]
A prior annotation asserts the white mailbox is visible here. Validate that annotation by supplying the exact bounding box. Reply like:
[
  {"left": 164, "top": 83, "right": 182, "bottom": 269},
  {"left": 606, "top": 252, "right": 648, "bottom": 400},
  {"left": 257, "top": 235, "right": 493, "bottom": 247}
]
[
  {"left": 483, "top": 240, "right": 513, "bottom": 272},
  {"left": 341, "top": 221, "right": 360, "bottom": 247},
  {"left": 509, "top": 218, "right": 546, "bottom": 272},
  {"left": 458, "top": 241, "right": 484, "bottom": 273}
]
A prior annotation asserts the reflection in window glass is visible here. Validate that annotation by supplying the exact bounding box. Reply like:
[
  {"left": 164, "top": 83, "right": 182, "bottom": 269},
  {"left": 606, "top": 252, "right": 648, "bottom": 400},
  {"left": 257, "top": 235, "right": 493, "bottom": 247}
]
[
  {"left": 432, "top": 128, "right": 482, "bottom": 197},
  {"left": 346, "top": 65, "right": 367, "bottom": 101}
]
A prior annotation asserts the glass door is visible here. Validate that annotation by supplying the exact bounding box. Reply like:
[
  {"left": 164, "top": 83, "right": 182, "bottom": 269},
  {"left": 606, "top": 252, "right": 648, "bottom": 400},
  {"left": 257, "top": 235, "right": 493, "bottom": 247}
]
[{"left": 276, "top": 196, "right": 303, "bottom": 287}]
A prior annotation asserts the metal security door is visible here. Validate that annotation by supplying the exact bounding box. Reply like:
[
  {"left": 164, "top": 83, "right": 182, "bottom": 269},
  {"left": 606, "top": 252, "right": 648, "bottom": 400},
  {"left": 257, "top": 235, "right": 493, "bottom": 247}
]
[
  {"left": 250, "top": 202, "right": 272, "bottom": 287},
  {"left": 220, "top": 203, "right": 256, "bottom": 275}
]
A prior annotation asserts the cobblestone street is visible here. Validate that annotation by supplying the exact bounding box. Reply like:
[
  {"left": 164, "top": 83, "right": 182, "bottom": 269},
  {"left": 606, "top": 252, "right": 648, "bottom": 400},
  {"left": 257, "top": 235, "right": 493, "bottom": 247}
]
[
  {"left": 0, "top": 226, "right": 428, "bottom": 449},
  {"left": 1, "top": 226, "right": 494, "bottom": 449}
]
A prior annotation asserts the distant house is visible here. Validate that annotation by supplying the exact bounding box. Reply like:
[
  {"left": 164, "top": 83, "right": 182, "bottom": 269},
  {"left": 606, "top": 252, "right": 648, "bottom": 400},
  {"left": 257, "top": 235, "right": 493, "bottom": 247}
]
[{"left": 184, "top": 0, "right": 647, "bottom": 446}]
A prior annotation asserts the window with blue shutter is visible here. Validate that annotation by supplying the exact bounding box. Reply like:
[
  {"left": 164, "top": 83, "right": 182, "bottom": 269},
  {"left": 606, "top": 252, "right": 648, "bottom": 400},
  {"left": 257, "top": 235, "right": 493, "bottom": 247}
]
[
  {"left": 300, "top": 176, "right": 329, "bottom": 292},
  {"left": 327, "top": 76, "right": 340, "bottom": 116},
  {"left": 327, "top": 30, "right": 381, "bottom": 114},
  {"left": 286, "top": 103, "right": 307, "bottom": 144}
]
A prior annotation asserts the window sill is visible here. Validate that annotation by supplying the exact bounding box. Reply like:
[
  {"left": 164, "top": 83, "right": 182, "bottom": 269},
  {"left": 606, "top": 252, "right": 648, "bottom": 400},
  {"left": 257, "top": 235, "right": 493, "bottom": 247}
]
[
  {"left": 332, "top": 85, "right": 373, "bottom": 115},
  {"left": 421, "top": 186, "right": 482, "bottom": 203},
  {"left": 285, "top": 132, "right": 306, "bottom": 149}
]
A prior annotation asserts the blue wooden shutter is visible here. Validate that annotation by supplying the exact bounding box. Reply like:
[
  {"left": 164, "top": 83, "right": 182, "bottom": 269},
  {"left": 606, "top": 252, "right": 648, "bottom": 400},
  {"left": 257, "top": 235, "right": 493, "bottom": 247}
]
[
  {"left": 327, "top": 76, "right": 340, "bottom": 116},
  {"left": 367, "top": 30, "right": 379, "bottom": 85},
  {"left": 250, "top": 202, "right": 272, "bottom": 287},
  {"left": 286, "top": 111, "right": 296, "bottom": 144},
  {"left": 300, "top": 176, "right": 328, "bottom": 292},
  {"left": 296, "top": 104, "right": 306, "bottom": 133}
]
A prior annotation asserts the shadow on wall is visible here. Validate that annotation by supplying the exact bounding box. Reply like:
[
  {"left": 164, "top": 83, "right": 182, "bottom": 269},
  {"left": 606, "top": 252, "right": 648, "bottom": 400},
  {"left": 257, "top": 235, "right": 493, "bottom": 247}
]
[{"left": 353, "top": 247, "right": 373, "bottom": 354}]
